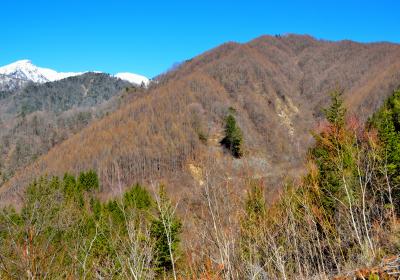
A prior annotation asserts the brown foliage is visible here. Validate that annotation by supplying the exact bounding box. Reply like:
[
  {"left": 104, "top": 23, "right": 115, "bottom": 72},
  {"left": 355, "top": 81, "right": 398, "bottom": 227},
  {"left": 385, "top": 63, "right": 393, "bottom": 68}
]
[{"left": 1, "top": 34, "right": 400, "bottom": 208}]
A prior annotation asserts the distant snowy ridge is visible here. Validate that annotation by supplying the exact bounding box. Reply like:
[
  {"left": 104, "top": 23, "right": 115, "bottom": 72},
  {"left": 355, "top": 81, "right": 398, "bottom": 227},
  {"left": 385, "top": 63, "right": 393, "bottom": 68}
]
[
  {"left": 0, "top": 60, "right": 149, "bottom": 86},
  {"left": 114, "top": 72, "right": 149, "bottom": 86},
  {"left": 0, "top": 60, "right": 82, "bottom": 83}
]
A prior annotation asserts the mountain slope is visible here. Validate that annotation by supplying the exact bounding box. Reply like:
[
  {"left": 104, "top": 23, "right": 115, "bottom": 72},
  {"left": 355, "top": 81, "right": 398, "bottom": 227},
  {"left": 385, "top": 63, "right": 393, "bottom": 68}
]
[
  {"left": 1, "top": 34, "right": 400, "bottom": 205},
  {"left": 0, "top": 72, "right": 132, "bottom": 117},
  {"left": 0, "top": 72, "right": 144, "bottom": 186},
  {"left": 0, "top": 74, "right": 30, "bottom": 93}
]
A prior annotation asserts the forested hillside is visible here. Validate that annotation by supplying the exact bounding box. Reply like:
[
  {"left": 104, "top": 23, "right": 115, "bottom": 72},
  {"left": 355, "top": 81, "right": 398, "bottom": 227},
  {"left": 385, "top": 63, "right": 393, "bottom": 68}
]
[
  {"left": 3, "top": 0, "right": 399, "bottom": 276},
  {"left": 1, "top": 35, "right": 400, "bottom": 206},
  {"left": 1, "top": 90, "right": 399, "bottom": 279},
  {"left": 0, "top": 73, "right": 139, "bottom": 185}
]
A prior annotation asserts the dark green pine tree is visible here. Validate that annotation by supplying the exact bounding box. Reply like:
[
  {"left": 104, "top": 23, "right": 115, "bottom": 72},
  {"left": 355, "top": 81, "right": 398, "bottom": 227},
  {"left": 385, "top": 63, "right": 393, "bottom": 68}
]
[
  {"left": 123, "top": 183, "right": 152, "bottom": 210},
  {"left": 370, "top": 89, "right": 400, "bottom": 212},
  {"left": 311, "top": 90, "right": 355, "bottom": 215},
  {"left": 221, "top": 113, "right": 244, "bottom": 158},
  {"left": 78, "top": 170, "right": 99, "bottom": 191},
  {"left": 323, "top": 90, "right": 346, "bottom": 128},
  {"left": 150, "top": 186, "right": 182, "bottom": 274}
]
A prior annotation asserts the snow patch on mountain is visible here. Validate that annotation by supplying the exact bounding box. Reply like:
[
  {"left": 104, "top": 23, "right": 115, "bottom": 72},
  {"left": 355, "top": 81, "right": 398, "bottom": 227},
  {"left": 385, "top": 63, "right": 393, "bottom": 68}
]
[
  {"left": 114, "top": 72, "right": 149, "bottom": 86},
  {"left": 0, "top": 74, "right": 29, "bottom": 92}
]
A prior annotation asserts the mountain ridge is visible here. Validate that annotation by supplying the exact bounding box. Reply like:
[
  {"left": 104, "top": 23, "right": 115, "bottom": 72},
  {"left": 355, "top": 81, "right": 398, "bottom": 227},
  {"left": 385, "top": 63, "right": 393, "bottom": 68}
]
[
  {"left": 1, "top": 34, "right": 400, "bottom": 206},
  {"left": 0, "top": 59, "right": 150, "bottom": 86}
]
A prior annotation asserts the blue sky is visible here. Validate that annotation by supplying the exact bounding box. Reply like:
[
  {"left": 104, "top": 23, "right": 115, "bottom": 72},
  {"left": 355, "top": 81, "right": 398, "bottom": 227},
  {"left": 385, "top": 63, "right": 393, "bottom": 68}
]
[{"left": 1, "top": 0, "right": 399, "bottom": 78}]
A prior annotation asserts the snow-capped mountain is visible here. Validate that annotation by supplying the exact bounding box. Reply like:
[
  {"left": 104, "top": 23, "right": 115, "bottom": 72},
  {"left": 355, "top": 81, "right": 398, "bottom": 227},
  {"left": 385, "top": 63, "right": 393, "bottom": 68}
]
[
  {"left": 0, "top": 60, "right": 149, "bottom": 87},
  {"left": 0, "top": 60, "right": 82, "bottom": 83},
  {"left": 0, "top": 74, "right": 29, "bottom": 92}
]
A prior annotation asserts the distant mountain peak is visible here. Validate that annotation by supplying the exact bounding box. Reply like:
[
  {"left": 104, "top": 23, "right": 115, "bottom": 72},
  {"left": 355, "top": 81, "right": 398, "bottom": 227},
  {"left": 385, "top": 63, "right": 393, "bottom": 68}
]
[
  {"left": 0, "top": 60, "right": 82, "bottom": 83},
  {"left": 0, "top": 60, "right": 149, "bottom": 86}
]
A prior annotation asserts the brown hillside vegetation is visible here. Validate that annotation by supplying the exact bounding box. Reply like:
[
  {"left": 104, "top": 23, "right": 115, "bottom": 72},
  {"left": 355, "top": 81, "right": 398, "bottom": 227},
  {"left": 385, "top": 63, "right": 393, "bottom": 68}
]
[
  {"left": 0, "top": 73, "right": 137, "bottom": 185},
  {"left": 1, "top": 34, "right": 400, "bottom": 205}
]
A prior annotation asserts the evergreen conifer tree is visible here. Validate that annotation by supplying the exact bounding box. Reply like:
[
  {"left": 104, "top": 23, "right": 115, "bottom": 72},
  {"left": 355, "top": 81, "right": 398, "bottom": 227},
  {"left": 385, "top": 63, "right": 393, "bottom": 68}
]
[
  {"left": 150, "top": 185, "right": 182, "bottom": 275},
  {"left": 221, "top": 113, "right": 243, "bottom": 158}
]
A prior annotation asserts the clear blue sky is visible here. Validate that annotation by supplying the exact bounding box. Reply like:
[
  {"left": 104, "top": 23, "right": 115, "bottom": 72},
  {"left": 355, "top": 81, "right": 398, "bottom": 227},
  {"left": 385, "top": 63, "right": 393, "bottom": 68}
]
[{"left": 2, "top": 0, "right": 399, "bottom": 78}]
